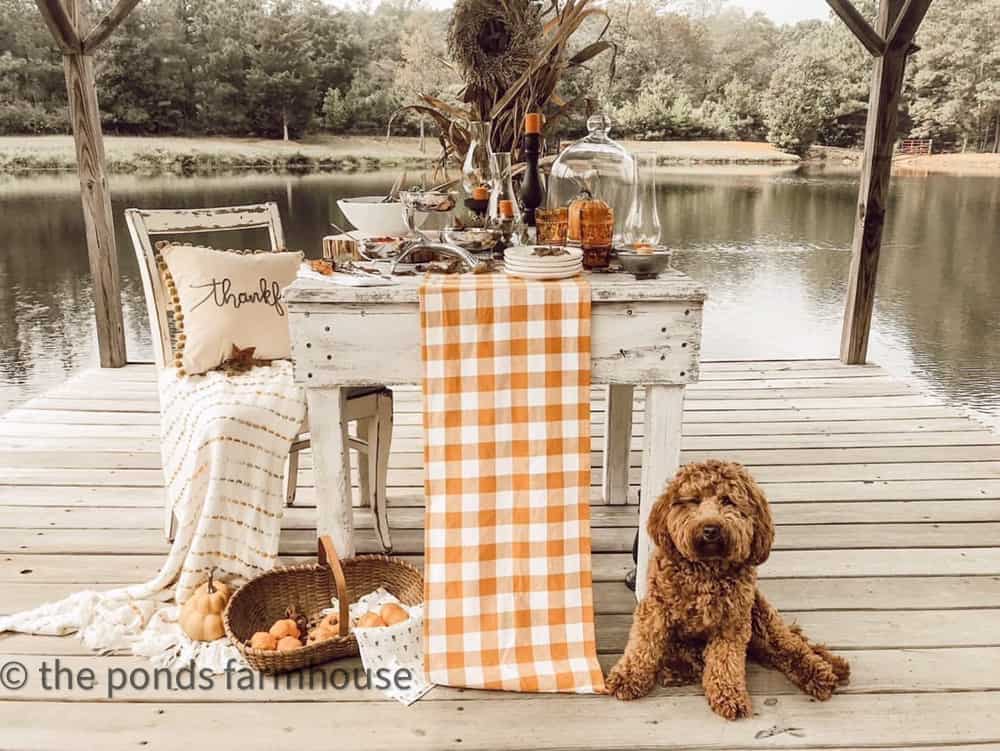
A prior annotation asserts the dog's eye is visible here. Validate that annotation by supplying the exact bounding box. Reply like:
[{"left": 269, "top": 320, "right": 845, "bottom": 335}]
[{"left": 720, "top": 496, "right": 735, "bottom": 507}]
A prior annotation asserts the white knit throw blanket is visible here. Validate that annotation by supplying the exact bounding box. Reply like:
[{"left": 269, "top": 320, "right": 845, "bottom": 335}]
[{"left": 0, "top": 361, "right": 307, "bottom": 672}]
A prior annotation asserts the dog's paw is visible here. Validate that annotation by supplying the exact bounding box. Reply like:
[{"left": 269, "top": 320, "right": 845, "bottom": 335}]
[
  {"left": 803, "top": 637, "right": 851, "bottom": 686},
  {"left": 800, "top": 660, "right": 840, "bottom": 701},
  {"left": 606, "top": 662, "right": 654, "bottom": 701},
  {"left": 823, "top": 652, "right": 851, "bottom": 686},
  {"left": 707, "top": 686, "right": 752, "bottom": 720}
]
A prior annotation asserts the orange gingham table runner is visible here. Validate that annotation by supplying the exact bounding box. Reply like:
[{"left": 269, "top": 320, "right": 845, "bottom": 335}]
[{"left": 419, "top": 274, "right": 605, "bottom": 693}]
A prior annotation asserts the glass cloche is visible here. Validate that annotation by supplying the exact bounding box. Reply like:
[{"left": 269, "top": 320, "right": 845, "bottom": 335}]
[{"left": 547, "top": 113, "right": 636, "bottom": 245}]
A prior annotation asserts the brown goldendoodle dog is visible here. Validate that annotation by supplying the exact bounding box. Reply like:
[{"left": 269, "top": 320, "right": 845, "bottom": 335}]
[{"left": 606, "top": 460, "right": 850, "bottom": 719}]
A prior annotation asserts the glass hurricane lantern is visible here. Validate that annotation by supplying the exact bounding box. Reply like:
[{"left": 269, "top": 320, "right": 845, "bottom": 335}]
[
  {"left": 461, "top": 120, "right": 495, "bottom": 197},
  {"left": 623, "top": 152, "right": 663, "bottom": 248}
]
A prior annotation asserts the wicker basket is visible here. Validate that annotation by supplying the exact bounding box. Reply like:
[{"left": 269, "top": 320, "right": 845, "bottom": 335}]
[{"left": 223, "top": 535, "right": 423, "bottom": 674}]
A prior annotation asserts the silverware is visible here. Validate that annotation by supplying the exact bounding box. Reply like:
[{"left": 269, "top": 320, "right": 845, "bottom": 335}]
[{"left": 330, "top": 220, "right": 359, "bottom": 238}]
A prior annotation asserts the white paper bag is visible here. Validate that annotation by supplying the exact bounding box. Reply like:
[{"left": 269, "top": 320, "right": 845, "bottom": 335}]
[{"left": 328, "top": 588, "right": 433, "bottom": 705}]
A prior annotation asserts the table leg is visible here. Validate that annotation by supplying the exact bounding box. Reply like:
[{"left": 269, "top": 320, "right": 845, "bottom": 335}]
[
  {"left": 307, "top": 386, "right": 355, "bottom": 557},
  {"left": 636, "top": 384, "right": 686, "bottom": 600},
  {"left": 604, "top": 383, "right": 635, "bottom": 505},
  {"left": 602, "top": 384, "right": 635, "bottom": 505}
]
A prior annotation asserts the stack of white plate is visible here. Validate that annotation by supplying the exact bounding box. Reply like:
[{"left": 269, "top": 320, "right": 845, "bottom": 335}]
[{"left": 504, "top": 245, "right": 583, "bottom": 280}]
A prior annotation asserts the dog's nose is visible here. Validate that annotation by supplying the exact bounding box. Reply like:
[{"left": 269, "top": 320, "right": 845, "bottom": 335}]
[{"left": 701, "top": 525, "right": 720, "bottom": 542}]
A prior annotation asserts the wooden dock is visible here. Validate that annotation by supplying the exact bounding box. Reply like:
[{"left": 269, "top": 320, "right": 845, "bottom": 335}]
[{"left": 1, "top": 359, "right": 998, "bottom": 749}]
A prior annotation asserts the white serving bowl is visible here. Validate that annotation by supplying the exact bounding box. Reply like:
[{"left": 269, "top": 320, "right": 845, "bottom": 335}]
[{"left": 337, "top": 196, "right": 409, "bottom": 236}]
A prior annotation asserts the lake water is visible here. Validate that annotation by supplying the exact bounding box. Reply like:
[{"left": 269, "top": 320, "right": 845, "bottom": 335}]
[{"left": 1, "top": 167, "right": 998, "bottom": 427}]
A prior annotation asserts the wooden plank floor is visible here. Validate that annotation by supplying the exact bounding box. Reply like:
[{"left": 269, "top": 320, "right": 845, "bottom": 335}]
[{"left": 1, "top": 359, "right": 999, "bottom": 750}]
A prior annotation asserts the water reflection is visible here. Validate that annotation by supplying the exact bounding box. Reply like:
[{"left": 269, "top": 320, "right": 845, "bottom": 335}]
[{"left": 0, "top": 168, "right": 997, "bottom": 428}]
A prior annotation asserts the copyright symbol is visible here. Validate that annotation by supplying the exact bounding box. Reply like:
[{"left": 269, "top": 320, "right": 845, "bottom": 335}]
[{"left": 0, "top": 661, "right": 27, "bottom": 690}]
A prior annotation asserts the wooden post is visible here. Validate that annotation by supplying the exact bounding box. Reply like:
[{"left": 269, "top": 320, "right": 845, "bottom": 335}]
[
  {"left": 64, "top": 49, "right": 127, "bottom": 367},
  {"left": 36, "top": 0, "right": 133, "bottom": 367},
  {"left": 839, "top": 0, "right": 932, "bottom": 364}
]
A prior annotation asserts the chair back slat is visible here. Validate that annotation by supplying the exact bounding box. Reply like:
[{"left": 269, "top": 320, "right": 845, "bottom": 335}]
[{"left": 124, "top": 202, "right": 286, "bottom": 369}]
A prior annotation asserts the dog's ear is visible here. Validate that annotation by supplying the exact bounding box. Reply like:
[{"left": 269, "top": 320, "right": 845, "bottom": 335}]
[
  {"left": 737, "top": 465, "right": 774, "bottom": 566},
  {"left": 646, "top": 480, "right": 681, "bottom": 560}
]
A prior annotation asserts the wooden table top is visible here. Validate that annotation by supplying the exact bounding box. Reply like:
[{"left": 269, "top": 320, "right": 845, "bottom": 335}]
[{"left": 285, "top": 267, "right": 707, "bottom": 306}]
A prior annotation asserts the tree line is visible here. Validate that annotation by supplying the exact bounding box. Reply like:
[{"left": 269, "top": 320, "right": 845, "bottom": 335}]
[{"left": 1, "top": 0, "right": 998, "bottom": 154}]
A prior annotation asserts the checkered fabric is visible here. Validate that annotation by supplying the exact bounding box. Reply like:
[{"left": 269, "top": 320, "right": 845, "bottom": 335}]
[{"left": 419, "top": 274, "right": 605, "bottom": 693}]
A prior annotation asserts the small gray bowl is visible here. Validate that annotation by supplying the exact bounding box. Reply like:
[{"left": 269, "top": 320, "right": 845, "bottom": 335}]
[{"left": 617, "top": 248, "right": 673, "bottom": 279}]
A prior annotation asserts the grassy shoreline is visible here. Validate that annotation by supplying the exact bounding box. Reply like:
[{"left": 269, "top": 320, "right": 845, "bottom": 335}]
[
  {"left": 4, "top": 135, "right": 995, "bottom": 177},
  {"left": 807, "top": 145, "right": 1000, "bottom": 175},
  {"left": 0, "top": 135, "right": 436, "bottom": 175},
  {"left": 0, "top": 135, "right": 800, "bottom": 176}
]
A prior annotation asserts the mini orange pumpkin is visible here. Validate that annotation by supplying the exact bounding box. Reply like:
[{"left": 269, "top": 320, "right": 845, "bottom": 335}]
[
  {"left": 179, "top": 569, "right": 232, "bottom": 642},
  {"left": 357, "top": 612, "right": 385, "bottom": 628},
  {"left": 380, "top": 603, "right": 409, "bottom": 626},
  {"left": 250, "top": 631, "right": 278, "bottom": 651},
  {"left": 269, "top": 618, "right": 301, "bottom": 640},
  {"left": 276, "top": 636, "right": 303, "bottom": 651}
]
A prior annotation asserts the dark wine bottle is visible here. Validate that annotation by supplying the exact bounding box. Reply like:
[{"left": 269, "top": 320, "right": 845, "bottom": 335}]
[{"left": 519, "top": 113, "right": 544, "bottom": 241}]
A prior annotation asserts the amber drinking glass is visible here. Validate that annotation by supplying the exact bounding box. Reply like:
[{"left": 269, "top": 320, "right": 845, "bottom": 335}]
[
  {"left": 580, "top": 205, "right": 615, "bottom": 269},
  {"left": 536, "top": 207, "right": 569, "bottom": 246}
]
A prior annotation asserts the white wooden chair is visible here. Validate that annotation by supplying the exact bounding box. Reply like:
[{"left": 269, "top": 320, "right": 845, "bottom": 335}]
[{"left": 125, "top": 203, "right": 394, "bottom": 550}]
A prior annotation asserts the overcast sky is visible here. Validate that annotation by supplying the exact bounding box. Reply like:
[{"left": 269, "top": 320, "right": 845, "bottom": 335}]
[
  {"left": 402, "top": 1, "right": 831, "bottom": 25},
  {"left": 727, "top": 0, "right": 829, "bottom": 24}
]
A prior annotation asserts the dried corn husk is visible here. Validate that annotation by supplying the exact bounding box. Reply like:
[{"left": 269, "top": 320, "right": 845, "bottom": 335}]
[{"left": 389, "top": 0, "right": 614, "bottom": 175}]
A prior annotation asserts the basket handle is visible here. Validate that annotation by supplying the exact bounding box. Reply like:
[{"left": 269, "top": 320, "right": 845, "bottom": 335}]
[{"left": 318, "top": 536, "right": 350, "bottom": 638}]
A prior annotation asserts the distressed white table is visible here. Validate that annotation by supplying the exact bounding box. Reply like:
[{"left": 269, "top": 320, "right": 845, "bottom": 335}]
[{"left": 285, "top": 270, "right": 705, "bottom": 598}]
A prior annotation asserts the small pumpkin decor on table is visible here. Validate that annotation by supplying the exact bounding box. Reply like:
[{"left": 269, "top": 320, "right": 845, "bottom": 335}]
[
  {"left": 568, "top": 190, "right": 615, "bottom": 270},
  {"left": 224, "top": 536, "right": 423, "bottom": 674},
  {"left": 179, "top": 569, "right": 232, "bottom": 642}
]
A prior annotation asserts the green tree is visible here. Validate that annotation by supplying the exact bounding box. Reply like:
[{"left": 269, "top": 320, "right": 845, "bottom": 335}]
[
  {"left": 614, "top": 71, "right": 703, "bottom": 138},
  {"left": 300, "top": 0, "right": 368, "bottom": 106},
  {"left": 321, "top": 88, "right": 351, "bottom": 132},
  {"left": 185, "top": 0, "right": 260, "bottom": 134},
  {"left": 762, "top": 17, "right": 870, "bottom": 153},
  {"left": 0, "top": 0, "right": 67, "bottom": 133},
  {"left": 246, "top": 0, "right": 319, "bottom": 140},
  {"left": 98, "top": 0, "right": 193, "bottom": 133},
  {"left": 909, "top": 0, "right": 1000, "bottom": 151},
  {"left": 604, "top": 0, "right": 713, "bottom": 108},
  {"left": 699, "top": 78, "right": 766, "bottom": 140},
  {"left": 1, "top": 0, "right": 998, "bottom": 153}
]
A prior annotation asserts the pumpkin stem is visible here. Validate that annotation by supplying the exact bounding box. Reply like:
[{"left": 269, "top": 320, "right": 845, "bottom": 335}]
[{"left": 207, "top": 567, "right": 216, "bottom": 594}]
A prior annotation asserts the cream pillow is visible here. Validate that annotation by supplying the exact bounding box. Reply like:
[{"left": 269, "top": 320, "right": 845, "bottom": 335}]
[{"left": 157, "top": 243, "right": 303, "bottom": 375}]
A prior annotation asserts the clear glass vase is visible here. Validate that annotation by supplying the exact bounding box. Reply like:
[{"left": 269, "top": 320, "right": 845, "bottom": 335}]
[
  {"left": 623, "top": 152, "right": 662, "bottom": 248},
  {"left": 461, "top": 121, "right": 495, "bottom": 196},
  {"left": 488, "top": 152, "right": 518, "bottom": 221}
]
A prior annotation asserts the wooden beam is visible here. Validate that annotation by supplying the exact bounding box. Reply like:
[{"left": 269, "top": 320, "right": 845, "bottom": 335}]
[
  {"left": 81, "top": 0, "right": 142, "bottom": 54},
  {"left": 61, "top": 0, "right": 128, "bottom": 367},
  {"left": 886, "top": 0, "right": 933, "bottom": 49},
  {"left": 840, "top": 0, "right": 910, "bottom": 364},
  {"left": 825, "top": 0, "right": 886, "bottom": 57},
  {"left": 33, "top": 0, "right": 82, "bottom": 53}
]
